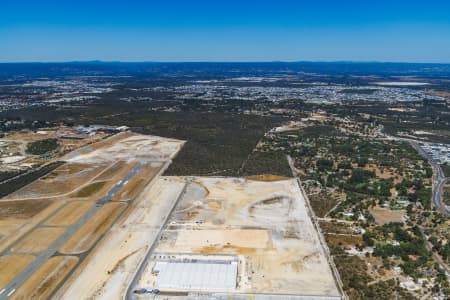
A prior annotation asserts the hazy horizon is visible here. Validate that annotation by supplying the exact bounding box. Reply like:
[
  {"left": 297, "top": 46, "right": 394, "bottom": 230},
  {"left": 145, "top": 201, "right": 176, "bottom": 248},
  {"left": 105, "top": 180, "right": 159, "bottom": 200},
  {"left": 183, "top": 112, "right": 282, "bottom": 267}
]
[{"left": 1, "top": 60, "right": 450, "bottom": 65}]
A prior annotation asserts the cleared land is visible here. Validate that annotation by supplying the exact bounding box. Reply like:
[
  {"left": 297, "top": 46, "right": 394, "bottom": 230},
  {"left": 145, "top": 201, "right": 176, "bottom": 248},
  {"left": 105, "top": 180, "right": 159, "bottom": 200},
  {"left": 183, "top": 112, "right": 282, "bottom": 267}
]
[
  {"left": 0, "top": 129, "right": 337, "bottom": 299},
  {"left": 175, "top": 229, "right": 272, "bottom": 249},
  {"left": 369, "top": 207, "right": 406, "bottom": 225},
  {"left": 135, "top": 177, "right": 340, "bottom": 297}
]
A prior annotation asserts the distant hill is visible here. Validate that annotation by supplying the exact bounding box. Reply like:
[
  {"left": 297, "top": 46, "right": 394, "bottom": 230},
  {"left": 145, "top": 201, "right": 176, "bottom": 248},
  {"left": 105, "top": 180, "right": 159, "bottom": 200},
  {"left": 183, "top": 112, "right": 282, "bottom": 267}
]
[{"left": 1, "top": 61, "right": 450, "bottom": 79}]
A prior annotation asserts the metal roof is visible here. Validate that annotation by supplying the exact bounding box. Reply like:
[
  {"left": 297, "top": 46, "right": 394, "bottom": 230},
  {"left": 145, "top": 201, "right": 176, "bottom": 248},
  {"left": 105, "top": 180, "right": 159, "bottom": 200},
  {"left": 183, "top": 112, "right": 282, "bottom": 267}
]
[{"left": 154, "top": 261, "right": 237, "bottom": 291}]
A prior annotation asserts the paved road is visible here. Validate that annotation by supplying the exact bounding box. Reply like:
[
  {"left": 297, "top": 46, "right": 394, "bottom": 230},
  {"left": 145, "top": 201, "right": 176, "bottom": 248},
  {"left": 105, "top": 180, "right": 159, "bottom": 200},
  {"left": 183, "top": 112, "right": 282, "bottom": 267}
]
[
  {"left": 0, "top": 161, "right": 148, "bottom": 299},
  {"left": 378, "top": 130, "right": 450, "bottom": 276},
  {"left": 380, "top": 128, "right": 450, "bottom": 217},
  {"left": 408, "top": 141, "right": 450, "bottom": 216}
]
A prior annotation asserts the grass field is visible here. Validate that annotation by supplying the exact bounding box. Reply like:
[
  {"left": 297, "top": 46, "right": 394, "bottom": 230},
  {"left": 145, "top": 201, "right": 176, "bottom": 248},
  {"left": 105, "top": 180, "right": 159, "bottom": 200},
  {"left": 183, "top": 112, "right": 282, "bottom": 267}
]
[{"left": 74, "top": 181, "right": 107, "bottom": 198}]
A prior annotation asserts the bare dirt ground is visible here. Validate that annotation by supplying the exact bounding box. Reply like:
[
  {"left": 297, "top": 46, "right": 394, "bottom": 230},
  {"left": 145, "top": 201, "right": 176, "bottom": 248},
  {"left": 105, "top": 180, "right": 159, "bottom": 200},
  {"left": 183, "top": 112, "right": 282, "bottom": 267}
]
[
  {"left": 0, "top": 199, "right": 54, "bottom": 244},
  {"left": 0, "top": 200, "right": 63, "bottom": 252},
  {"left": 139, "top": 177, "right": 340, "bottom": 297},
  {"left": 64, "top": 133, "right": 185, "bottom": 164},
  {"left": 11, "top": 256, "right": 79, "bottom": 300},
  {"left": 0, "top": 132, "right": 186, "bottom": 296},
  {"left": 44, "top": 201, "right": 94, "bottom": 226},
  {"left": 245, "top": 174, "right": 290, "bottom": 181},
  {"left": 325, "top": 234, "right": 363, "bottom": 250},
  {"left": 11, "top": 227, "right": 65, "bottom": 254},
  {"left": 175, "top": 229, "right": 272, "bottom": 249},
  {"left": 55, "top": 177, "right": 186, "bottom": 300},
  {"left": 369, "top": 207, "right": 406, "bottom": 225}
]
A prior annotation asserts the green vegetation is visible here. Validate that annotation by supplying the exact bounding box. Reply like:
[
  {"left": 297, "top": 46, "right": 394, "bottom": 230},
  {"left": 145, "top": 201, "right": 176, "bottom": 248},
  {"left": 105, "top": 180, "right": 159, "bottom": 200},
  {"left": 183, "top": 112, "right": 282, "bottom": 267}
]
[
  {"left": 309, "top": 191, "right": 341, "bottom": 217},
  {"left": 26, "top": 138, "right": 58, "bottom": 155},
  {"left": 0, "top": 161, "right": 64, "bottom": 197},
  {"left": 148, "top": 113, "right": 284, "bottom": 176},
  {"left": 259, "top": 120, "right": 433, "bottom": 217},
  {"left": 443, "top": 185, "right": 450, "bottom": 206},
  {"left": 364, "top": 279, "right": 414, "bottom": 300},
  {"left": 335, "top": 255, "right": 371, "bottom": 298},
  {"left": 366, "top": 224, "right": 429, "bottom": 276},
  {"left": 382, "top": 119, "right": 450, "bottom": 144},
  {"left": 0, "top": 170, "right": 24, "bottom": 183},
  {"left": 334, "top": 256, "right": 414, "bottom": 299},
  {"left": 2, "top": 104, "right": 285, "bottom": 176},
  {"left": 82, "top": 111, "right": 284, "bottom": 176},
  {"left": 240, "top": 151, "right": 291, "bottom": 177},
  {"left": 256, "top": 117, "right": 442, "bottom": 299},
  {"left": 442, "top": 163, "right": 450, "bottom": 177}
]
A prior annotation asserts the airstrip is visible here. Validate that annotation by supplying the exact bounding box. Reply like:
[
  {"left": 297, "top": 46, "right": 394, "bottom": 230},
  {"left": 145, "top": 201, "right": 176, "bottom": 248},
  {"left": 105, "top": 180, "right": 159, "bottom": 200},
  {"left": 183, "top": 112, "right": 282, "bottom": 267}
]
[
  {"left": 0, "top": 131, "right": 340, "bottom": 300},
  {"left": 0, "top": 132, "right": 185, "bottom": 299}
]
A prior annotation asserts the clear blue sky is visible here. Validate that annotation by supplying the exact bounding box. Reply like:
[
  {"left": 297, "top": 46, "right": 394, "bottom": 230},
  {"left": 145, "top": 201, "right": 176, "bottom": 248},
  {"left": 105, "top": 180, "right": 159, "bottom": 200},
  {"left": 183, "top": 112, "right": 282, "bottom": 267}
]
[{"left": 1, "top": 0, "right": 450, "bottom": 63}]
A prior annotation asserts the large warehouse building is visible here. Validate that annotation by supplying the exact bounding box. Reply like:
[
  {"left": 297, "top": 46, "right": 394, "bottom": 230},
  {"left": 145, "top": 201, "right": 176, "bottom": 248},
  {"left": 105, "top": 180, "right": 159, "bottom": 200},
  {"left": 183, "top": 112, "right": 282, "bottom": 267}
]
[{"left": 153, "top": 259, "right": 238, "bottom": 291}]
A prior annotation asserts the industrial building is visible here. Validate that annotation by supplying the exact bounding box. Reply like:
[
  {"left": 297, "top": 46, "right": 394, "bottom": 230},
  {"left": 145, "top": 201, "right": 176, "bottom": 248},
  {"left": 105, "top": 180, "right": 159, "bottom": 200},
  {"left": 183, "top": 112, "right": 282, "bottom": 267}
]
[{"left": 153, "top": 259, "right": 237, "bottom": 291}]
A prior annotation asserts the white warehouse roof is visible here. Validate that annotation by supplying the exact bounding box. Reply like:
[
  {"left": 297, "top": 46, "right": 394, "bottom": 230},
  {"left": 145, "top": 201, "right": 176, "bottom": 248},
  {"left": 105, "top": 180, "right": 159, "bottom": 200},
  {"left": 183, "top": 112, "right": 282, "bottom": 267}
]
[{"left": 154, "top": 261, "right": 237, "bottom": 291}]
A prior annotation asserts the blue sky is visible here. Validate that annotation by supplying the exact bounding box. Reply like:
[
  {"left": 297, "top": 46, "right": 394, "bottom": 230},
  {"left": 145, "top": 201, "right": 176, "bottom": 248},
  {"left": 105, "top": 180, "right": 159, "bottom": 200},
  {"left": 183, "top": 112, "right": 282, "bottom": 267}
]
[{"left": 1, "top": 0, "right": 450, "bottom": 62}]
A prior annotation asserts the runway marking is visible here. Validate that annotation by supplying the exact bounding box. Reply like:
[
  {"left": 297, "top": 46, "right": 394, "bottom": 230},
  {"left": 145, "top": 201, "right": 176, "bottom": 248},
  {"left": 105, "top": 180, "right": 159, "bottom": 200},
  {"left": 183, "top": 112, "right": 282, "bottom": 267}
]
[{"left": 7, "top": 289, "right": 16, "bottom": 297}]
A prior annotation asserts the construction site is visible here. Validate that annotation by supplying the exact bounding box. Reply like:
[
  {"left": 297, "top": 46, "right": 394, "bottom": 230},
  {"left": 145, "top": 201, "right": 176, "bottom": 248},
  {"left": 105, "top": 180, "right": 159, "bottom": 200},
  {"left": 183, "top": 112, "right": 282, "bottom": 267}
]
[
  {"left": 131, "top": 177, "right": 341, "bottom": 299},
  {"left": 0, "top": 130, "right": 342, "bottom": 300}
]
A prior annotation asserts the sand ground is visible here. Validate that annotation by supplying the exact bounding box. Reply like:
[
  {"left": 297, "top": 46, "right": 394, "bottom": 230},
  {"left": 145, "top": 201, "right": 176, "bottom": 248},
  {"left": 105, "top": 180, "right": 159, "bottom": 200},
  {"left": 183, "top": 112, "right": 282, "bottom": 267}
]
[
  {"left": 136, "top": 177, "right": 340, "bottom": 297},
  {"left": 55, "top": 177, "right": 186, "bottom": 300},
  {"left": 370, "top": 207, "right": 406, "bottom": 225}
]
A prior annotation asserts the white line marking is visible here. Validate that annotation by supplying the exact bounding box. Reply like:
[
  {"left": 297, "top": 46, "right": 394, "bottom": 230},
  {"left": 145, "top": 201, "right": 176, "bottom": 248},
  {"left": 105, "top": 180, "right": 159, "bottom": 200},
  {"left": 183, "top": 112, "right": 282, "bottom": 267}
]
[
  {"left": 7, "top": 289, "right": 16, "bottom": 297},
  {"left": 0, "top": 289, "right": 5, "bottom": 295}
]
